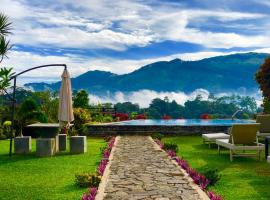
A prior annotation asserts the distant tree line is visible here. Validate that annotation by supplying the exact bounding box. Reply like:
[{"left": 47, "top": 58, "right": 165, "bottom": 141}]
[
  {"left": 0, "top": 86, "right": 260, "bottom": 139},
  {"left": 114, "top": 94, "right": 258, "bottom": 119}
]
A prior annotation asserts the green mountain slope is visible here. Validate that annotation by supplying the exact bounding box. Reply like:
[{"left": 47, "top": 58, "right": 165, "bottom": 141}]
[{"left": 25, "top": 52, "right": 269, "bottom": 94}]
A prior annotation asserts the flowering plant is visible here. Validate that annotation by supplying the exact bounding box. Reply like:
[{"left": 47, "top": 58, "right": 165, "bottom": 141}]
[
  {"left": 162, "top": 115, "right": 172, "bottom": 120},
  {"left": 82, "top": 137, "right": 116, "bottom": 200},
  {"left": 136, "top": 114, "right": 147, "bottom": 119},
  {"left": 208, "top": 191, "right": 223, "bottom": 200},
  {"left": 81, "top": 188, "right": 97, "bottom": 200},
  {"left": 114, "top": 113, "right": 129, "bottom": 121},
  {"left": 154, "top": 138, "right": 222, "bottom": 200},
  {"left": 201, "top": 113, "right": 211, "bottom": 119}
]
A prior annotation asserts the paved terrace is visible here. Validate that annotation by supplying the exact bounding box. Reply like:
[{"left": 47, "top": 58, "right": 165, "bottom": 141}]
[{"left": 96, "top": 136, "right": 209, "bottom": 200}]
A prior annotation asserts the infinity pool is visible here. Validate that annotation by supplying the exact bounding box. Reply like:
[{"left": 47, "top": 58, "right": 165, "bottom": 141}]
[{"left": 114, "top": 119, "right": 255, "bottom": 126}]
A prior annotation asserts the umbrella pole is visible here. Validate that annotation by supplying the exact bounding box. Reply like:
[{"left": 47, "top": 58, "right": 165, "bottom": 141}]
[{"left": 9, "top": 77, "right": 16, "bottom": 157}]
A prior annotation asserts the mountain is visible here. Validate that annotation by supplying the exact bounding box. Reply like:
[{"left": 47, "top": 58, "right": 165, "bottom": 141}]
[{"left": 25, "top": 52, "right": 269, "bottom": 94}]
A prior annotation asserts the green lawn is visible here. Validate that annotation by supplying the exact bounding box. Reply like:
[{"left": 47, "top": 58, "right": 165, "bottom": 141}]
[
  {"left": 0, "top": 137, "right": 106, "bottom": 200},
  {"left": 163, "top": 136, "right": 270, "bottom": 200}
]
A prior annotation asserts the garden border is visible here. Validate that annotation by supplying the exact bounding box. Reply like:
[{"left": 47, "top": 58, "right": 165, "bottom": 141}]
[
  {"left": 148, "top": 136, "right": 210, "bottom": 200},
  {"left": 95, "top": 136, "right": 119, "bottom": 200}
]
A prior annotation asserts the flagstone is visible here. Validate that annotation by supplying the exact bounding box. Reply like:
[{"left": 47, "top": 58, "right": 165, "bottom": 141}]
[{"left": 97, "top": 136, "right": 209, "bottom": 200}]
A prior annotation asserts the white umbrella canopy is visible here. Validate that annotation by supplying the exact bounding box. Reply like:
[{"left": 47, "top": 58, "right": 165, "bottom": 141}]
[{"left": 58, "top": 68, "right": 74, "bottom": 128}]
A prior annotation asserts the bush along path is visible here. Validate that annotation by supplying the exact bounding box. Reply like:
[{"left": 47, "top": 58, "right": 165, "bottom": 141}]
[
  {"left": 96, "top": 136, "right": 210, "bottom": 200},
  {"left": 155, "top": 139, "right": 223, "bottom": 200},
  {"left": 81, "top": 137, "right": 116, "bottom": 200}
]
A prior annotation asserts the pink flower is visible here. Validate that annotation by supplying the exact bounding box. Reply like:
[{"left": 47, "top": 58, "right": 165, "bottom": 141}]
[
  {"left": 154, "top": 137, "right": 220, "bottom": 198},
  {"left": 103, "top": 149, "right": 111, "bottom": 159},
  {"left": 81, "top": 187, "right": 97, "bottom": 200},
  {"left": 155, "top": 139, "right": 164, "bottom": 149},
  {"left": 208, "top": 191, "right": 223, "bottom": 200},
  {"left": 108, "top": 137, "right": 116, "bottom": 149},
  {"left": 167, "top": 150, "right": 177, "bottom": 158},
  {"left": 97, "top": 159, "right": 108, "bottom": 176}
]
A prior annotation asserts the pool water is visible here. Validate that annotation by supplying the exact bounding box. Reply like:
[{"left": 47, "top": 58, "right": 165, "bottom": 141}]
[{"left": 114, "top": 119, "right": 255, "bottom": 126}]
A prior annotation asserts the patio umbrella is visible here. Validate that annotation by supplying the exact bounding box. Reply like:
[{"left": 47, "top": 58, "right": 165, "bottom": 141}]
[{"left": 58, "top": 68, "right": 74, "bottom": 128}]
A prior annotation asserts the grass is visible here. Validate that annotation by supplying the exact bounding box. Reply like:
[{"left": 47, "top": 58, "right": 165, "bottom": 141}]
[
  {"left": 0, "top": 137, "right": 106, "bottom": 200},
  {"left": 163, "top": 136, "right": 270, "bottom": 200}
]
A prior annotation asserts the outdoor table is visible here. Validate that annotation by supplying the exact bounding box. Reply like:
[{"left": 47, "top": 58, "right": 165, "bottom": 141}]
[
  {"left": 27, "top": 123, "right": 61, "bottom": 155},
  {"left": 26, "top": 123, "right": 61, "bottom": 138},
  {"left": 265, "top": 136, "right": 270, "bottom": 159},
  {"left": 26, "top": 123, "right": 73, "bottom": 155}
]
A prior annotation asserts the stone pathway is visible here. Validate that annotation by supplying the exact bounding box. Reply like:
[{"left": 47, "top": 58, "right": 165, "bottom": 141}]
[{"left": 97, "top": 136, "right": 208, "bottom": 200}]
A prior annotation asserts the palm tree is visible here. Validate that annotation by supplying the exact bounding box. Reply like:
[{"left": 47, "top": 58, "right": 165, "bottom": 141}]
[
  {"left": 0, "top": 13, "right": 13, "bottom": 92},
  {"left": 0, "top": 13, "right": 12, "bottom": 63}
]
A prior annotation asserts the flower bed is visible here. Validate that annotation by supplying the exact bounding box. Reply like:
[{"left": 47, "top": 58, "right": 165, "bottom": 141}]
[
  {"left": 154, "top": 139, "right": 223, "bottom": 200},
  {"left": 81, "top": 137, "right": 116, "bottom": 200}
]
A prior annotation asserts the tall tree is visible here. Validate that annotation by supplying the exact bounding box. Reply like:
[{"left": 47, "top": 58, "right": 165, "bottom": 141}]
[
  {"left": 73, "top": 90, "right": 89, "bottom": 109},
  {"left": 114, "top": 102, "right": 140, "bottom": 114},
  {"left": 255, "top": 57, "right": 270, "bottom": 113}
]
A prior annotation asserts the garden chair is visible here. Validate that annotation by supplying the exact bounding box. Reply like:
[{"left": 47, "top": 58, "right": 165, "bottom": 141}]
[
  {"left": 202, "top": 132, "right": 230, "bottom": 148},
  {"left": 216, "top": 124, "right": 264, "bottom": 161},
  {"left": 256, "top": 115, "right": 270, "bottom": 137}
]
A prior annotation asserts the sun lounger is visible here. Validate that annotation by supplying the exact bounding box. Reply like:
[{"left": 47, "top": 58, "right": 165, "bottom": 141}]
[
  {"left": 202, "top": 133, "right": 230, "bottom": 148},
  {"left": 216, "top": 124, "right": 264, "bottom": 161},
  {"left": 256, "top": 115, "right": 270, "bottom": 137}
]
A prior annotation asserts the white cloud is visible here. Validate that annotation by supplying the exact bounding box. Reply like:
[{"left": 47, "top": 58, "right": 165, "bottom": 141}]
[
  {"left": 1, "top": 0, "right": 269, "bottom": 51},
  {"left": 89, "top": 89, "right": 210, "bottom": 108},
  {"left": 89, "top": 88, "right": 262, "bottom": 108},
  {"left": 254, "top": 48, "right": 270, "bottom": 53}
]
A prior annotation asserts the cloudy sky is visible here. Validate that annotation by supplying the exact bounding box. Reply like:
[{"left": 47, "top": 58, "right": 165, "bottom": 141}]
[{"left": 0, "top": 0, "right": 270, "bottom": 83}]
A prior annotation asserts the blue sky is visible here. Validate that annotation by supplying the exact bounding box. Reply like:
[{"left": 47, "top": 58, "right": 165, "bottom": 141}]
[{"left": 0, "top": 0, "right": 270, "bottom": 82}]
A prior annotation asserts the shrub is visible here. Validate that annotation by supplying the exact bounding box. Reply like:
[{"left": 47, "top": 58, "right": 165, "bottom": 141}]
[
  {"left": 201, "top": 113, "right": 211, "bottom": 119},
  {"left": 102, "top": 115, "right": 113, "bottom": 123},
  {"left": 75, "top": 173, "right": 101, "bottom": 188},
  {"left": 69, "top": 128, "right": 78, "bottom": 136},
  {"left": 163, "top": 142, "right": 179, "bottom": 152},
  {"left": 201, "top": 168, "right": 221, "bottom": 186},
  {"left": 73, "top": 108, "right": 91, "bottom": 130},
  {"left": 162, "top": 115, "right": 172, "bottom": 120},
  {"left": 151, "top": 133, "right": 164, "bottom": 141},
  {"left": 114, "top": 113, "right": 129, "bottom": 121},
  {"left": 136, "top": 114, "right": 147, "bottom": 119},
  {"left": 0, "top": 126, "right": 6, "bottom": 140}
]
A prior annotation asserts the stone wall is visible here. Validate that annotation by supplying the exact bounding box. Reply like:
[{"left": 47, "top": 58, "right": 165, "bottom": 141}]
[{"left": 86, "top": 124, "right": 230, "bottom": 136}]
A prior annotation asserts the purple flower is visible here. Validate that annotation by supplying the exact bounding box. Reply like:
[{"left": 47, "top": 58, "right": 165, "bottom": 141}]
[
  {"left": 154, "top": 137, "right": 221, "bottom": 199},
  {"left": 155, "top": 139, "right": 164, "bottom": 149},
  {"left": 208, "top": 191, "right": 223, "bottom": 200},
  {"left": 81, "top": 187, "right": 97, "bottom": 200},
  {"left": 108, "top": 137, "right": 116, "bottom": 149},
  {"left": 167, "top": 150, "right": 177, "bottom": 158},
  {"left": 103, "top": 149, "right": 111, "bottom": 159},
  {"left": 97, "top": 159, "right": 108, "bottom": 176}
]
